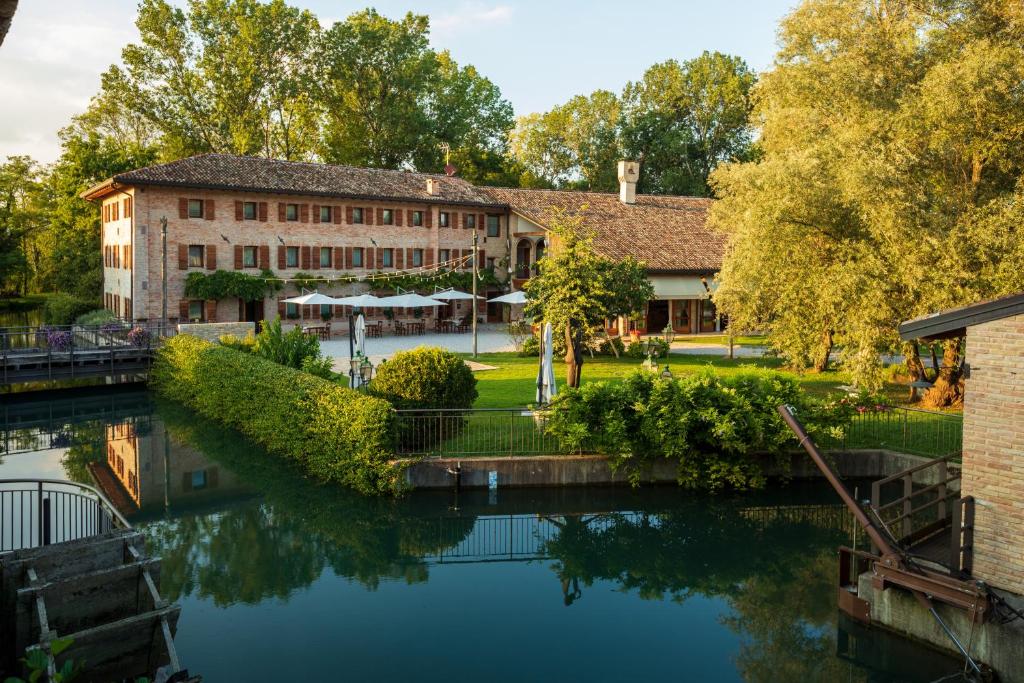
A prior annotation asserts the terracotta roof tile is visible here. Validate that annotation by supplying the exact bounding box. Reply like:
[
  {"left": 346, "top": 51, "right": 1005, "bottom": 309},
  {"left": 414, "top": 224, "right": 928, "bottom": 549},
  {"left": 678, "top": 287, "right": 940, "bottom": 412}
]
[
  {"left": 480, "top": 187, "right": 724, "bottom": 273},
  {"left": 111, "top": 153, "right": 504, "bottom": 207}
]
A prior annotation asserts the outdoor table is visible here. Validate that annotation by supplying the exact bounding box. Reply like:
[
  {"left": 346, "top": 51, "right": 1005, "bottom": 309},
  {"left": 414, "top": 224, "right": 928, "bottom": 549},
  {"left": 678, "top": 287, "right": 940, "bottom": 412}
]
[
  {"left": 409, "top": 321, "right": 426, "bottom": 335},
  {"left": 302, "top": 325, "right": 328, "bottom": 341},
  {"left": 366, "top": 322, "right": 383, "bottom": 338}
]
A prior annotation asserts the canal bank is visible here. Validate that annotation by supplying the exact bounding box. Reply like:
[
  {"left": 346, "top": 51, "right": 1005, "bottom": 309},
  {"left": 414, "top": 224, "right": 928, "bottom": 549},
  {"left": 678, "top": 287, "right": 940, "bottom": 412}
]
[{"left": 400, "top": 449, "right": 958, "bottom": 490}]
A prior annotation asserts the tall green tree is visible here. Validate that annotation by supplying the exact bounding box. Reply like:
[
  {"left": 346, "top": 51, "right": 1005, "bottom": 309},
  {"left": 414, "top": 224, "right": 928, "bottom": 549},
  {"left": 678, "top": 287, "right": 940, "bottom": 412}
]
[
  {"left": 0, "top": 156, "right": 43, "bottom": 295},
  {"left": 509, "top": 90, "right": 622, "bottom": 190},
  {"left": 710, "top": 0, "right": 1024, "bottom": 403},
  {"left": 620, "top": 52, "right": 756, "bottom": 196},
  {"left": 108, "top": 0, "right": 320, "bottom": 160},
  {"left": 318, "top": 10, "right": 514, "bottom": 179},
  {"left": 524, "top": 211, "right": 652, "bottom": 387}
]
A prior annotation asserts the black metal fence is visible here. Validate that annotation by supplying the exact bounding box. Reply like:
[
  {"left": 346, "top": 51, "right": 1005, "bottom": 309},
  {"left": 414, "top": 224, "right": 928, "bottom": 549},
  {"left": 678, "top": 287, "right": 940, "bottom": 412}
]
[
  {"left": 394, "top": 405, "right": 963, "bottom": 460},
  {"left": 822, "top": 406, "right": 963, "bottom": 459},
  {"left": 0, "top": 479, "right": 130, "bottom": 553},
  {"left": 393, "top": 408, "right": 564, "bottom": 457}
]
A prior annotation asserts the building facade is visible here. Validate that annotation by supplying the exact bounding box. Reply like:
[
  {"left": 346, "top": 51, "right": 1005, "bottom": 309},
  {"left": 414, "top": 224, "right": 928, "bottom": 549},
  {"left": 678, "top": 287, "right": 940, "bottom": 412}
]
[{"left": 85, "top": 155, "right": 726, "bottom": 332}]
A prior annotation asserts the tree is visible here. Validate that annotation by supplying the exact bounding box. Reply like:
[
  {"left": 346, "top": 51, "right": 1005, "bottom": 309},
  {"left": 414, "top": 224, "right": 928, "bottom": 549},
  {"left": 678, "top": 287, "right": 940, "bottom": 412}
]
[
  {"left": 524, "top": 210, "right": 653, "bottom": 387},
  {"left": 509, "top": 90, "right": 622, "bottom": 190},
  {"left": 107, "top": 0, "right": 320, "bottom": 160},
  {"left": 318, "top": 10, "right": 515, "bottom": 176},
  {"left": 0, "top": 156, "right": 44, "bottom": 295},
  {"left": 620, "top": 52, "right": 756, "bottom": 196},
  {"left": 710, "top": 0, "right": 1024, "bottom": 404},
  {"left": 510, "top": 52, "right": 755, "bottom": 195}
]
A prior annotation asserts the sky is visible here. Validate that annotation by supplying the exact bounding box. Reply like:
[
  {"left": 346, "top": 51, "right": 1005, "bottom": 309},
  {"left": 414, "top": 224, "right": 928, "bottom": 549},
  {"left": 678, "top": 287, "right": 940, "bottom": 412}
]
[{"left": 0, "top": 0, "right": 797, "bottom": 164}]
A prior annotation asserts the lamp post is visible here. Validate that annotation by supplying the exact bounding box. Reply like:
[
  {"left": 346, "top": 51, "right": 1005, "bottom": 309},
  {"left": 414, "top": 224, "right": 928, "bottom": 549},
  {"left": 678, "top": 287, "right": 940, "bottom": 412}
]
[
  {"left": 472, "top": 230, "right": 479, "bottom": 358},
  {"left": 348, "top": 307, "right": 358, "bottom": 388}
]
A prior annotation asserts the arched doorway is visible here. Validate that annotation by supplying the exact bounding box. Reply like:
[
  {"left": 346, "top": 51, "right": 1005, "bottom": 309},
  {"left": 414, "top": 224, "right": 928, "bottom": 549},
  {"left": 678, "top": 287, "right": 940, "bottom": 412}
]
[
  {"left": 535, "top": 238, "right": 545, "bottom": 264},
  {"left": 516, "top": 239, "right": 532, "bottom": 279}
]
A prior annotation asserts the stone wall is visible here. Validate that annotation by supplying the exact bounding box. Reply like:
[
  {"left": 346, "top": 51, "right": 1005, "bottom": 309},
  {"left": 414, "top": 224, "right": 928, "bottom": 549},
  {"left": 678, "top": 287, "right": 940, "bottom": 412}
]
[
  {"left": 177, "top": 321, "right": 254, "bottom": 343},
  {"left": 962, "top": 313, "right": 1024, "bottom": 595}
]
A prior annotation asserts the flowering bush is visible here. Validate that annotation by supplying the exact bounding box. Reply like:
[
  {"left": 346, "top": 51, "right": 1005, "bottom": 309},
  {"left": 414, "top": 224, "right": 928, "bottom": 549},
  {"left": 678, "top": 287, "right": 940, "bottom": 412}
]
[
  {"left": 46, "top": 328, "right": 73, "bottom": 351},
  {"left": 544, "top": 369, "right": 845, "bottom": 491},
  {"left": 127, "top": 326, "right": 151, "bottom": 347}
]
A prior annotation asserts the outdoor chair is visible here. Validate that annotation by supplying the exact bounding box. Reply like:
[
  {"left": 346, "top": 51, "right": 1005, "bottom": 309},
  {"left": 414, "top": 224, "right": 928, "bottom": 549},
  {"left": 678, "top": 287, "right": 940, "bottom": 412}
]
[
  {"left": 456, "top": 314, "right": 472, "bottom": 333},
  {"left": 394, "top": 320, "right": 406, "bottom": 336}
]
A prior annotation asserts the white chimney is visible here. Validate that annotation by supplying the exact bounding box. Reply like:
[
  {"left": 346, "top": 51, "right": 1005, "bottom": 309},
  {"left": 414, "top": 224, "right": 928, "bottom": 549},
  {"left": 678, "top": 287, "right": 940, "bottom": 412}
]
[
  {"left": 426, "top": 178, "right": 440, "bottom": 196},
  {"left": 618, "top": 160, "right": 640, "bottom": 204}
]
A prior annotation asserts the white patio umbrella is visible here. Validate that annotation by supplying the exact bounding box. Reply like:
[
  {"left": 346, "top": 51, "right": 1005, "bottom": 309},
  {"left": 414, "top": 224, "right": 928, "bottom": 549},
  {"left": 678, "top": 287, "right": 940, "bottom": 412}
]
[
  {"left": 487, "top": 290, "right": 528, "bottom": 305},
  {"left": 332, "top": 293, "right": 386, "bottom": 308},
  {"left": 350, "top": 313, "right": 367, "bottom": 389},
  {"left": 281, "top": 291, "right": 338, "bottom": 306},
  {"left": 430, "top": 288, "right": 480, "bottom": 301},
  {"left": 536, "top": 322, "right": 558, "bottom": 405},
  {"left": 376, "top": 292, "right": 446, "bottom": 308}
]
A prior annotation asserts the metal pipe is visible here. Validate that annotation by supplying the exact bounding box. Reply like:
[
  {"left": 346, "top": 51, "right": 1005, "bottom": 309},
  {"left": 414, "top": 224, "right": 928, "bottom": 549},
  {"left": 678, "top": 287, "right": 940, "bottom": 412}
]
[{"left": 777, "top": 405, "right": 896, "bottom": 556}]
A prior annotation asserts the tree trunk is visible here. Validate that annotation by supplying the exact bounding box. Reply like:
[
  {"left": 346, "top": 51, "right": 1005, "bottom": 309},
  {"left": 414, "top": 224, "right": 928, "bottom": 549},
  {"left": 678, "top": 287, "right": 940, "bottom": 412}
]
[
  {"left": 921, "top": 338, "right": 965, "bottom": 409},
  {"left": 812, "top": 328, "right": 833, "bottom": 372},
  {"left": 564, "top": 323, "right": 583, "bottom": 388},
  {"left": 904, "top": 342, "right": 926, "bottom": 402}
]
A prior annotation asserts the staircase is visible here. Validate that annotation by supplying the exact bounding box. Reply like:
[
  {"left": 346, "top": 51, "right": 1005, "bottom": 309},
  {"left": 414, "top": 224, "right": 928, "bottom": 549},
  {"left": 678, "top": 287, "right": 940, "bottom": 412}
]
[{"left": 0, "top": 481, "right": 196, "bottom": 682}]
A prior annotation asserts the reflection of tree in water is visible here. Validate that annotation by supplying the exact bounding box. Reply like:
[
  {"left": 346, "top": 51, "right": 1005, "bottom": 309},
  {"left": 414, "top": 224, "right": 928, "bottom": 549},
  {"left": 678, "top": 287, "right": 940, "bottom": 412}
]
[
  {"left": 60, "top": 422, "right": 106, "bottom": 484},
  {"left": 539, "top": 498, "right": 856, "bottom": 682},
  {"left": 143, "top": 401, "right": 477, "bottom": 606}
]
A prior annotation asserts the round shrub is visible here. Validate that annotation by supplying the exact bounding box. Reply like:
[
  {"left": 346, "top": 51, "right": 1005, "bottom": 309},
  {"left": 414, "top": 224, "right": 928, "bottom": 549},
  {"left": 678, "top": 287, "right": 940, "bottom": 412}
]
[{"left": 371, "top": 347, "right": 477, "bottom": 410}]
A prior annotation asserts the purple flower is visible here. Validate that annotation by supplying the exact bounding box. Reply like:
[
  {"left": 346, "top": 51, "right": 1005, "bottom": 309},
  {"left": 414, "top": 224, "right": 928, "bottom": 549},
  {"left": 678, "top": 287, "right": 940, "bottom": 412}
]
[
  {"left": 47, "top": 329, "right": 73, "bottom": 351},
  {"left": 127, "top": 326, "right": 150, "bottom": 347}
]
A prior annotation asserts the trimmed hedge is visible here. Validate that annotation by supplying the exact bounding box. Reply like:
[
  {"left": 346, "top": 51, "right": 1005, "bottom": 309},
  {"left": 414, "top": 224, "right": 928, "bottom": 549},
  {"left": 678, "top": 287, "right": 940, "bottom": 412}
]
[
  {"left": 151, "top": 334, "right": 402, "bottom": 495},
  {"left": 44, "top": 293, "right": 99, "bottom": 325}
]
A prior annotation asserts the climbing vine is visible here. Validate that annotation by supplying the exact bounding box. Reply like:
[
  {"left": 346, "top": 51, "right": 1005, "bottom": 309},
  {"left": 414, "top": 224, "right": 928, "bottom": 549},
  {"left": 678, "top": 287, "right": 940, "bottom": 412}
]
[{"left": 184, "top": 270, "right": 283, "bottom": 301}]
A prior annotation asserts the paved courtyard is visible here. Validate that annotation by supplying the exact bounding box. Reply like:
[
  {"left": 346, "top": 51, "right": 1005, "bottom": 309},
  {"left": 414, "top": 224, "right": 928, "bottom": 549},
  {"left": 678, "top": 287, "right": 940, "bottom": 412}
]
[{"left": 320, "top": 324, "right": 516, "bottom": 370}]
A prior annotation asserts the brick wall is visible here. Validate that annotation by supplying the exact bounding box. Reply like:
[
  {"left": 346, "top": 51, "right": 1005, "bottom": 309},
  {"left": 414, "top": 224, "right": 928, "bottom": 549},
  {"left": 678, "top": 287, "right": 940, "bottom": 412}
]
[
  {"left": 961, "top": 313, "right": 1024, "bottom": 595},
  {"left": 117, "top": 186, "right": 509, "bottom": 321}
]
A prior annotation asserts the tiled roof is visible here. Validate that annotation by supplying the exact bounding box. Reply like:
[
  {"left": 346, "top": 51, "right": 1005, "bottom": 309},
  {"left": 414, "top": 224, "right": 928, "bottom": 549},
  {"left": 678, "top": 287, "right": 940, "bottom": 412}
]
[
  {"left": 105, "top": 153, "right": 505, "bottom": 207},
  {"left": 480, "top": 187, "right": 724, "bottom": 273}
]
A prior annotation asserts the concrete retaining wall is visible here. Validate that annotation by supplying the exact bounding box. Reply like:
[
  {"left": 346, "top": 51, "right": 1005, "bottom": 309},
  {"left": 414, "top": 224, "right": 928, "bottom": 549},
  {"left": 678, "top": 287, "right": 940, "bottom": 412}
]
[
  {"left": 177, "top": 321, "right": 254, "bottom": 343},
  {"left": 858, "top": 573, "right": 1024, "bottom": 682},
  {"left": 401, "top": 449, "right": 955, "bottom": 490}
]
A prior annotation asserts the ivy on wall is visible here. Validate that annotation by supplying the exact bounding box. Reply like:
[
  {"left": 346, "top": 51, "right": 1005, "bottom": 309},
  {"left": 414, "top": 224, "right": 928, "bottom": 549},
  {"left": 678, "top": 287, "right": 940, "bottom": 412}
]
[{"left": 184, "top": 269, "right": 283, "bottom": 301}]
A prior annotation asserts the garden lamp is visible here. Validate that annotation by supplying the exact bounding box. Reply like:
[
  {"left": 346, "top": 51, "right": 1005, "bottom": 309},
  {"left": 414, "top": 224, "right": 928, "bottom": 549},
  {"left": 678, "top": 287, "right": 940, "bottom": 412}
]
[
  {"left": 359, "top": 357, "right": 374, "bottom": 384},
  {"left": 660, "top": 365, "right": 673, "bottom": 379}
]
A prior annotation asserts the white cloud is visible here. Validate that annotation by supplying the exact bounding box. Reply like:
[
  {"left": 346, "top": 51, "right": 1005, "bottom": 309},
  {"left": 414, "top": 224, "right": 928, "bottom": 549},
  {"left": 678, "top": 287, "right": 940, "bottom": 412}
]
[
  {"left": 0, "top": 1, "right": 137, "bottom": 163},
  {"left": 432, "top": 3, "right": 513, "bottom": 36}
]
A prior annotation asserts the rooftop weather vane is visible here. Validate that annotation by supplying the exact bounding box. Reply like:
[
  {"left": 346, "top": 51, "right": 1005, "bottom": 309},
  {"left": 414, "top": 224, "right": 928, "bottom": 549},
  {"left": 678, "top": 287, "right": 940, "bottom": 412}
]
[{"left": 439, "top": 142, "right": 456, "bottom": 177}]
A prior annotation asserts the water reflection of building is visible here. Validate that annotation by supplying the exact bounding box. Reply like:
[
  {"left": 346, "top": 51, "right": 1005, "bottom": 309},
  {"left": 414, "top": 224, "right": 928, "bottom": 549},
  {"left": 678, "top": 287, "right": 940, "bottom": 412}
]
[{"left": 91, "top": 418, "right": 248, "bottom": 518}]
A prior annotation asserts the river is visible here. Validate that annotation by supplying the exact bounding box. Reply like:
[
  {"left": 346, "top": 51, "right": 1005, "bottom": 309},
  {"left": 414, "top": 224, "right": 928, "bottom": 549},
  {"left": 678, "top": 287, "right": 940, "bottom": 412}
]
[{"left": 0, "top": 386, "right": 966, "bottom": 682}]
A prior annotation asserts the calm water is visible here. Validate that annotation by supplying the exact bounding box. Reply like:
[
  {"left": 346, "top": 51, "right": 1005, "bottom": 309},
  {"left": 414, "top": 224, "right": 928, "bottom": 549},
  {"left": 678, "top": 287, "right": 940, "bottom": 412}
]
[{"left": 0, "top": 387, "right": 966, "bottom": 682}]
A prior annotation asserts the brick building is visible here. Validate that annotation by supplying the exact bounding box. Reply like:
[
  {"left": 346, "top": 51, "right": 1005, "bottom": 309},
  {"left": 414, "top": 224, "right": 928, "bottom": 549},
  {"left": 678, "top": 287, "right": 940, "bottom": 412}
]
[
  {"left": 83, "top": 155, "right": 726, "bottom": 331},
  {"left": 899, "top": 291, "right": 1024, "bottom": 596}
]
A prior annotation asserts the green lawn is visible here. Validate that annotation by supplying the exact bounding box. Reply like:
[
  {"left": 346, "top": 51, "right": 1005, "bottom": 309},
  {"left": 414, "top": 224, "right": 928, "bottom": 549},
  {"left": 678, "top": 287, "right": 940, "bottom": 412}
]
[
  {"left": 463, "top": 352, "right": 863, "bottom": 409},
  {"left": 670, "top": 334, "right": 767, "bottom": 347}
]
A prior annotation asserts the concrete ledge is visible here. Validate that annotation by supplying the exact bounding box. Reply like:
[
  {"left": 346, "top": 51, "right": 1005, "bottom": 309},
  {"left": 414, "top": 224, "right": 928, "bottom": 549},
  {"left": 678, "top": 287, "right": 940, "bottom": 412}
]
[
  {"left": 858, "top": 572, "right": 1024, "bottom": 682},
  {"left": 401, "top": 449, "right": 955, "bottom": 490},
  {"left": 177, "top": 321, "right": 254, "bottom": 343}
]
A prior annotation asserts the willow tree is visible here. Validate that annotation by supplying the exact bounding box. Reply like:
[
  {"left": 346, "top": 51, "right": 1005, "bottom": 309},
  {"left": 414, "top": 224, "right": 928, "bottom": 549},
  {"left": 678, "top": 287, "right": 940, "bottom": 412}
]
[
  {"left": 524, "top": 211, "right": 652, "bottom": 388},
  {"left": 710, "top": 0, "right": 1024, "bottom": 405}
]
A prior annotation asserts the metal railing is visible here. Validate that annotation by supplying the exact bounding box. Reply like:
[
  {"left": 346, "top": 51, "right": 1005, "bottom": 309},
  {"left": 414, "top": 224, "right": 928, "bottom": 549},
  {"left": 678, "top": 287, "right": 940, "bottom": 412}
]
[
  {"left": 393, "top": 408, "right": 564, "bottom": 458},
  {"left": 825, "top": 406, "right": 963, "bottom": 458},
  {"left": 1, "top": 322, "right": 176, "bottom": 385},
  {"left": 0, "top": 478, "right": 130, "bottom": 553}
]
